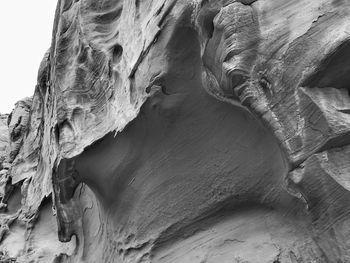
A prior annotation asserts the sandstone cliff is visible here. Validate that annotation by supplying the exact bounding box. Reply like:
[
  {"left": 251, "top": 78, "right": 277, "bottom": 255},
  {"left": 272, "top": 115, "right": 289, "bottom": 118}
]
[{"left": 1, "top": 0, "right": 350, "bottom": 262}]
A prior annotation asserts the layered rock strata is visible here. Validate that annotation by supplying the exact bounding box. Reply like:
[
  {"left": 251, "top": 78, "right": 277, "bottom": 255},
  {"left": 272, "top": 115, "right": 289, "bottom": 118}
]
[{"left": 0, "top": 0, "right": 350, "bottom": 262}]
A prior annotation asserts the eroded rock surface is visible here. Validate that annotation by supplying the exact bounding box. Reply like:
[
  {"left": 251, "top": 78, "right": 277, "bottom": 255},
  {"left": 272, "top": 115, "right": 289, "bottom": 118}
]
[{"left": 1, "top": 0, "right": 350, "bottom": 262}]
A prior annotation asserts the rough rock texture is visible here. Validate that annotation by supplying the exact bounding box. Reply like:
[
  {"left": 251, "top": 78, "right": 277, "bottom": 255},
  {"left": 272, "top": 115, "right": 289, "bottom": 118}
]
[{"left": 1, "top": 0, "right": 350, "bottom": 262}]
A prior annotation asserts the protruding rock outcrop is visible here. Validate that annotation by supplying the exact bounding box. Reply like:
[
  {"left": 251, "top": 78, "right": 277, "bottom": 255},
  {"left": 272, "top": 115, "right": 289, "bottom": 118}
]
[{"left": 1, "top": 0, "right": 350, "bottom": 262}]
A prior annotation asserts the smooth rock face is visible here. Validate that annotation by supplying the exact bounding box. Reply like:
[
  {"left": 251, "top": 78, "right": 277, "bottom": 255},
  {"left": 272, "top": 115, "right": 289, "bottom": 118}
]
[{"left": 0, "top": 0, "right": 350, "bottom": 262}]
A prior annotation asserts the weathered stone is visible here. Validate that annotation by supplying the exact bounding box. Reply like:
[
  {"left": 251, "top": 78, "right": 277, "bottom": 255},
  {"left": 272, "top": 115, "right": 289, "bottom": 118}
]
[{"left": 1, "top": 0, "right": 350, "bottom": 262}]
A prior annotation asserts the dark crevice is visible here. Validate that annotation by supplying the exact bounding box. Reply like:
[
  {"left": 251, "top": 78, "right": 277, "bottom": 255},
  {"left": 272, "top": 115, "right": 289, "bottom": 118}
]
[
  {"left": 135, "top": 0, "right": 140, "bottom": 18},
  {"left": 201, "top": 12, "right": 216, "bottom": 39},
  {"left": 53, "top": 158, "right": 82, "bottom": 243},
  {"left": 289, "top": 39, "right": 350, "bottom": 170},
  {"left": 158, "top": 0, "right": 177, "bottom": 27},
  {"left": 111, "top": 44, "right": 123, "bottom": 64},
  {"left": 54, "top": 123, "right": 60, "bottom": 145},
  {"left": 237, "top": 0, "right": 258, "bottom": 5},
  {"left": 301, "top": 40, "right": 350, "bottom": 91},
  {"left": 337, "top": 108, "right": 350, "bottom": 114},
  {"left": 10, "top": 116, "right": 23, "bottom": 142},
  {"left": 290, "top": 140, "right": 350, "bottom": 173}
]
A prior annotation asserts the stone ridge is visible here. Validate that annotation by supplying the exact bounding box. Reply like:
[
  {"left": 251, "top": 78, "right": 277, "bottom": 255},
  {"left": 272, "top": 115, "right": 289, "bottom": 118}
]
[{"left": 0, "top": 0, "right": 350, "bottom": 262}]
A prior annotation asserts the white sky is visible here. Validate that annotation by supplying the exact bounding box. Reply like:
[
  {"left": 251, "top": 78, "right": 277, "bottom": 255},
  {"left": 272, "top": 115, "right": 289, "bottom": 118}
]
[{"left": 0, "top": 1, "right": 57, "bottom": 114}]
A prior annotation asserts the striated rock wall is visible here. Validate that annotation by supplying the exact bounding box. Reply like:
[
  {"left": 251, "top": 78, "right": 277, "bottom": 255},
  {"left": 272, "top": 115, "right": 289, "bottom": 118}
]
[{"left": 0, "top": 0, "right": 350, "bottom": 262}]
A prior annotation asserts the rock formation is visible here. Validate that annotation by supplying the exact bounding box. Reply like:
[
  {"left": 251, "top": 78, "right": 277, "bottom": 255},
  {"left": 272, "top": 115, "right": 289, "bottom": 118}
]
[{"left": 1, "top": 0, "right": 350, "bottom": 262}]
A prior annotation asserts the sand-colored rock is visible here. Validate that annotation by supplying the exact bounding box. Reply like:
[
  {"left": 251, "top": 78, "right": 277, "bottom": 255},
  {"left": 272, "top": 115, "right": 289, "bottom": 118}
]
[{"left": 0, "top": 0, "right": 350, "bottom": 262}]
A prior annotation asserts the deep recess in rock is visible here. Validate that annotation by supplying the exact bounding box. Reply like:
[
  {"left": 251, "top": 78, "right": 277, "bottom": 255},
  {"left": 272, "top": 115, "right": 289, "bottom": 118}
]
[{"left": 0, "top": 0, "right": 350, "bottom": 262}]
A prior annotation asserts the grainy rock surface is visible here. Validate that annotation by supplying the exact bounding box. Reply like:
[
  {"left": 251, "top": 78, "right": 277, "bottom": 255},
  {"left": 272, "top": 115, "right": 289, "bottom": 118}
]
[{"left": 0, "top": 0, "right": 350, "bottom": 262}]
